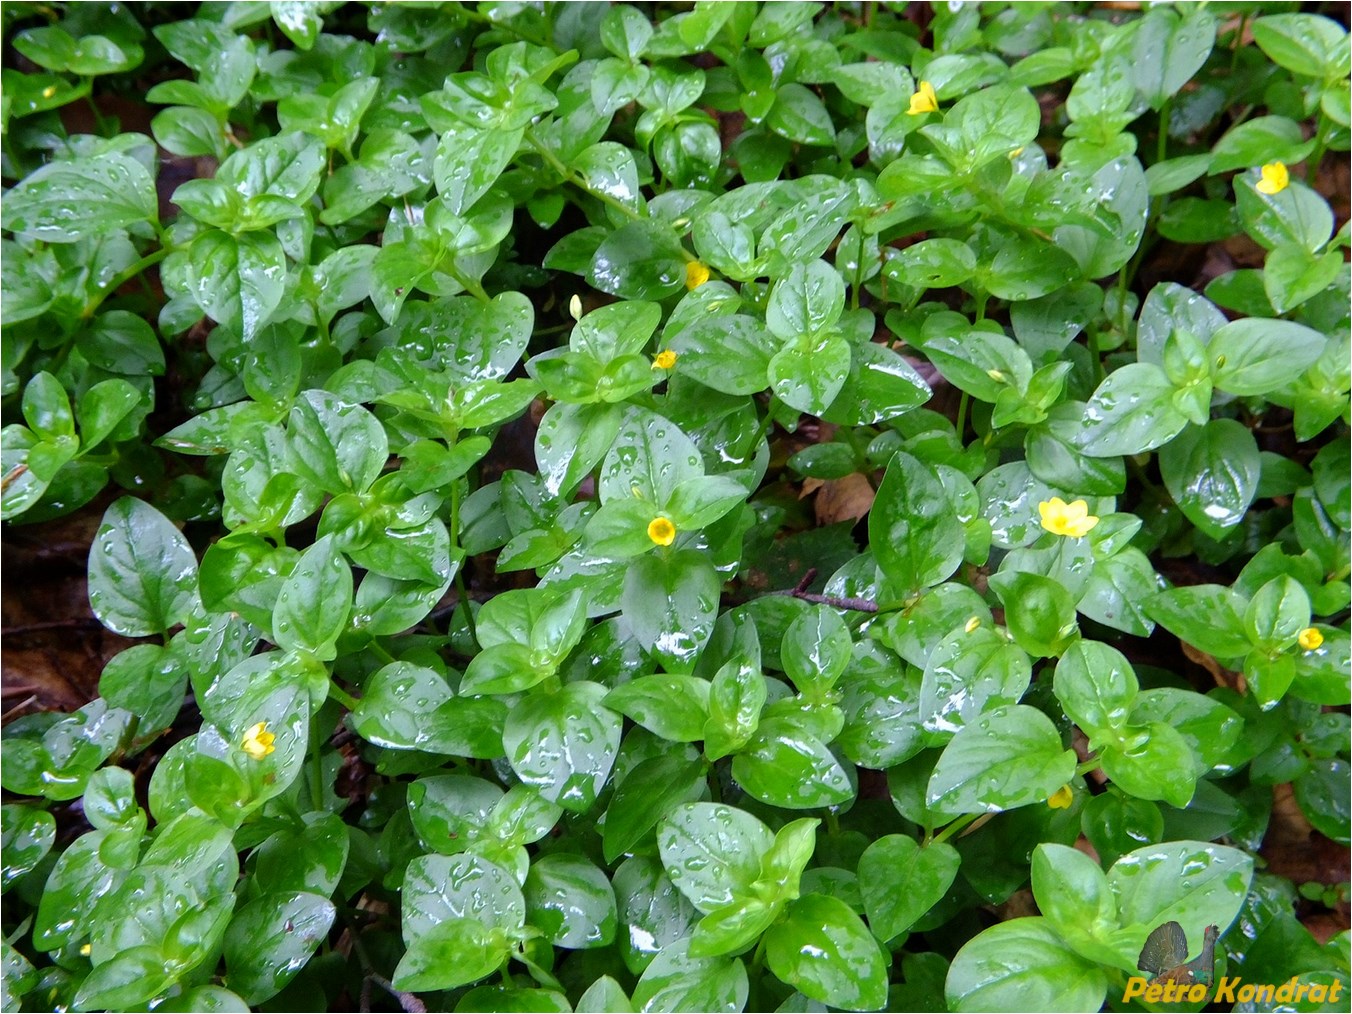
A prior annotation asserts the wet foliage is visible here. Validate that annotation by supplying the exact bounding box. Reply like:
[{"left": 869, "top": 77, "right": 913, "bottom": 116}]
[{"left": 1, "top": 2, "right": 1349, "bottom": 1012}]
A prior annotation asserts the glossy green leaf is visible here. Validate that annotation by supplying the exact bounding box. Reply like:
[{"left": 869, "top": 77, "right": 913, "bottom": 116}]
[{"left": 87, "top": 498, "right": 197, "bottom": 637}]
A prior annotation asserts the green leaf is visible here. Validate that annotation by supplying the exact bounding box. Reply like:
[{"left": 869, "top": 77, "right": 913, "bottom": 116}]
[
  {"left": 272, "top": 535, "right": 351, "bottom": 660},
  {"left": 1077, "top": 363, "right": 1189, "bottom": 457},
  {"left": 919, "top": 624, "right": 1032, "bottom": 740},
  {"left": 72, "top": 945, "right": 174, "bottom": 1012},
  {"left": 1099, "top": 722, "right": 1198, "bottom": 808},
  {"left": 254, "top": 813, "right": 349, "bottom": 897},
  {"left": 1158, "top": 419, "right": 1261, "bottom": 540},
  {"left": 88, "top": 497, "right": 197, "bottom": 637},
  {"left": 393, "top": 917, "right": 505, "bottom": 992},
  {"left": 1294, "top": 759, "right": 1350, "bottom": 845},
  {"left": 1128, "top": 7, "right": 1215, "bottom": 110},
  {"left": 767, "top": 84, "right": 835, "bottom": 146},
  {"left": 622, "top": 549, "right": 722, "bottom": 673},
  {"left": 605, "top": 675, "right": 711, "bottom": 742},
  {"left": 668, "top": 315, "right": 776, "bottom": 396},
  {"left": 1146, "top": 585, "right": 1252, "bottom": 659},
  {"left": 1243, "top": 576, "right": 1310, "bottom": 652},
  {"left": 187, "top": 229, "right": 287, "bottom": 341},
  {"left": 603, "top": 753, "right": 707, "bottom": 863},
  {"left": 869, "top": 452, "right": 965, "bottom": 596},
  {"left": 1251, "top": 13, "right": 1348, "bottom": 78},
  {"left": 286, "top": 390, "right": 389, "bottom": 495},
  {"left": 524, "top": 854, "right": 617, "bottom": 949},
  {"left": 1107, "top": 840, "right": 1253, "bottom": 963},
  {"left": 764, "top": 894, "right": 889, "bottom": 1012},
  {"left": 1208, "top": 318, "right": 1327, "bottom": 396},
  {"left": 766, "top": 260, "right": 846, "bottom": 341},
  {"left": 223, "top": 892, "right": 335, "bottom": 1004},
  {"left": 858, "top": 835, "right": 961, "bottom": 941},
  {"left": 768, "top": 332, "right": 852, "bottom": 416},
  {"left": 1053, "top": 640, "right": 1138, "bottom": 739},
  {"left": 988, "top": 572, "right": 1079, "bottom": 658},
  {"left": 2, "top": 151, "right": 156, "bottom": 242},
  {"left": 1, "top": 805, "right": 56, "bottom": 892},
  {"left": 946, "top": 917, "right": 1108, "bottom": 1013},
  {"left": 781, "top": 606, "right": 852, "bottom": 696},
  {"left": 502, "top": 682, "right": 620, "bottom": 812},
  {"left": 631, "top": 939, "right": 748, "bottom": 1014},
  {"left": 589, "top": 220, "right": 686, "bottom": 300},
  {"left": 731, "top": 717, "right": 856, "bottom": 810},
  {"left": 703, "top": 655, "right": 767, "bottom": 761},
  {"left": 927, "top": 705, "right": 1076, "bottom": 814},
  {"left": 657, "top": 802, "right": 773, "bottom": 913},
  {"left": 1209, "top": 116, "right": 1315, "bottom": 175}
]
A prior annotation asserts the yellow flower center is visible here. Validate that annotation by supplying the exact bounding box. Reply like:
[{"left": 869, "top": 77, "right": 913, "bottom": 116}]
[
  {"left": 1298, "top": 627, "right": 1324, "bottom": 652},
  {"left": 907, "top": 80, "right": 938, "bottom": 115},
  {"left": 1255, "top": 162, "right": 1289, "bottom": 195},
  {"left": 685, "top": 260, "right": 710, "bottom": 290},
  {"left": 1038, "top": 497, "right": 1099, "bottom": 538},
  {"left": 647, "top": 517, "right": 676, "bottom": 546},
  {"left": 652, "top": 349, "right": 677, "bottom": 370},
  {"left": 1047, "top": 784, "right": 1074, "bottom": 810},
  {"left": 241, "top": 721, "right": 276, "bottom": 760}
]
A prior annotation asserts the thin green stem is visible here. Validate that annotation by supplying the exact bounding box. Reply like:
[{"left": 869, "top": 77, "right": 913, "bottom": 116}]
[
  {"left": 84, "top": 247, "right": 171, "bottom": 319},
  {"left": 449, "top": 479, "right": 477, "bottom": 645},
  {"left": 309, "top": 729, "right": 324, "bottom": 807},
  {"left": 368, "top": 640, "right": 397, "bottom": 665},
  {"left": 1156, "top": 98, "right": 1172, "bottom": 165},
  {"left": 329, "top": 682, "right": 360, "bottom": 710},
  {"left": 1306, "top": 110, "right": 1332, "bottom": 186},
  {"left": 1076, "top": 757, "right": 1101, "bottom": 777},
  {"left": 851, "top": 228, "right": 866, "bottom": 310},
  {"left": 955, "top": 391, "right": 970, "bottom": 443},
  {"left": 525, "top": 128, "right": 645, "bottom": 222},
  {"left": 931, "top": 812, "right": 981, "bottom": 846}
]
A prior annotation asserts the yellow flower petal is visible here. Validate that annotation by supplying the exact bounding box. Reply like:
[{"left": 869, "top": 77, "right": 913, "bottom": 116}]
[
  {"left": 652, "top": 349, "right": 677, "bottom": 370},
  {"left": 1038, "top": 497, "right": 1099, "bottom": 538},
  {"left": 907, "top": 80, "right": 938, "bottom": 115},
  {"left": 685, "top": 260, "right": 710, "bottom": 290},
  {"left": 241, "top": 721, "right": 276, "bottom": 760},
  {"left": 647, "top": 517, "right": 676, "bottom": 547},
  {"left": 1255, "top": 161, "right": 1289, "bottom": 195},
  {"left": 1298, "top": 627, "right": 1324, "bottom": 652},
  {"left": 1047, "top": 784, "right": 1074, "bottom": 810}
]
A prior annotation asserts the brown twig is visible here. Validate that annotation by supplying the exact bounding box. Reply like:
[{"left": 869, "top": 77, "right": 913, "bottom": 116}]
[
  {"left": 366, "top": 974, "right": 427, "bottom": 1013},
  {"left": 774, "top": 568, "right": 879, "bottom": 613}
]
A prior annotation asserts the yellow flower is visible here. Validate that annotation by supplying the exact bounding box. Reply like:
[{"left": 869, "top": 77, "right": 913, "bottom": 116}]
[
  {"left": 685, "top": 260, "right": 710, "bottom": 290},
  {"left": 1255, "top": 162, "right": 1289, "bottom": 195},
  {"left": 79, "top": 943, "right": 91, "bottom": 957},
  {"left": 241, "top": 721, "right": 276, "bottom": 760},
  {"left": 647, "top": 517, "right": 676, "bottom": 547},
  {"left": 1038, "top": 497, "right": 1099, "bottom": 538},
  {"left": 568, "top": 294, "right": 583, "bottom": 321},
  {"left": 908, "top": 80, "right": 938, "bottom": 115},
  {"left": 1047, "top": 784, "right": 1074, "bottom": 810},
  {"left": 964, "top": 616, "right": 981, "bottom": 634},
  {"left": 652, "top": 349, "right": 677, "bottom": 370},
  {"left": 1298, "top": 627, "right": 1324, "bottom": 652}
]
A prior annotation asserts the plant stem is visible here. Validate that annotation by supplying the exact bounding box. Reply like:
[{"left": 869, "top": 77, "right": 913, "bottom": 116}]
[
  {"left": 1156, "top": 98, "right": 1172, "bottom": 164},
  {"left": 84, "top": 247, "right": 171, "bottom": 319},
  {"left": 329, "top": 683, "right": 360, "bottom": 710},
  {"left": 525, "top": 128, "right": 645, "bottom": 222},
  {"left": 1075, "top": 757, "right": 1101, "bottom": 777},
  {"left": 1307, "top": 110, "right": 1331, "bottom": 186},
  {"left": 932, "top": 812, "right": 981, "bottom": 845}
]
